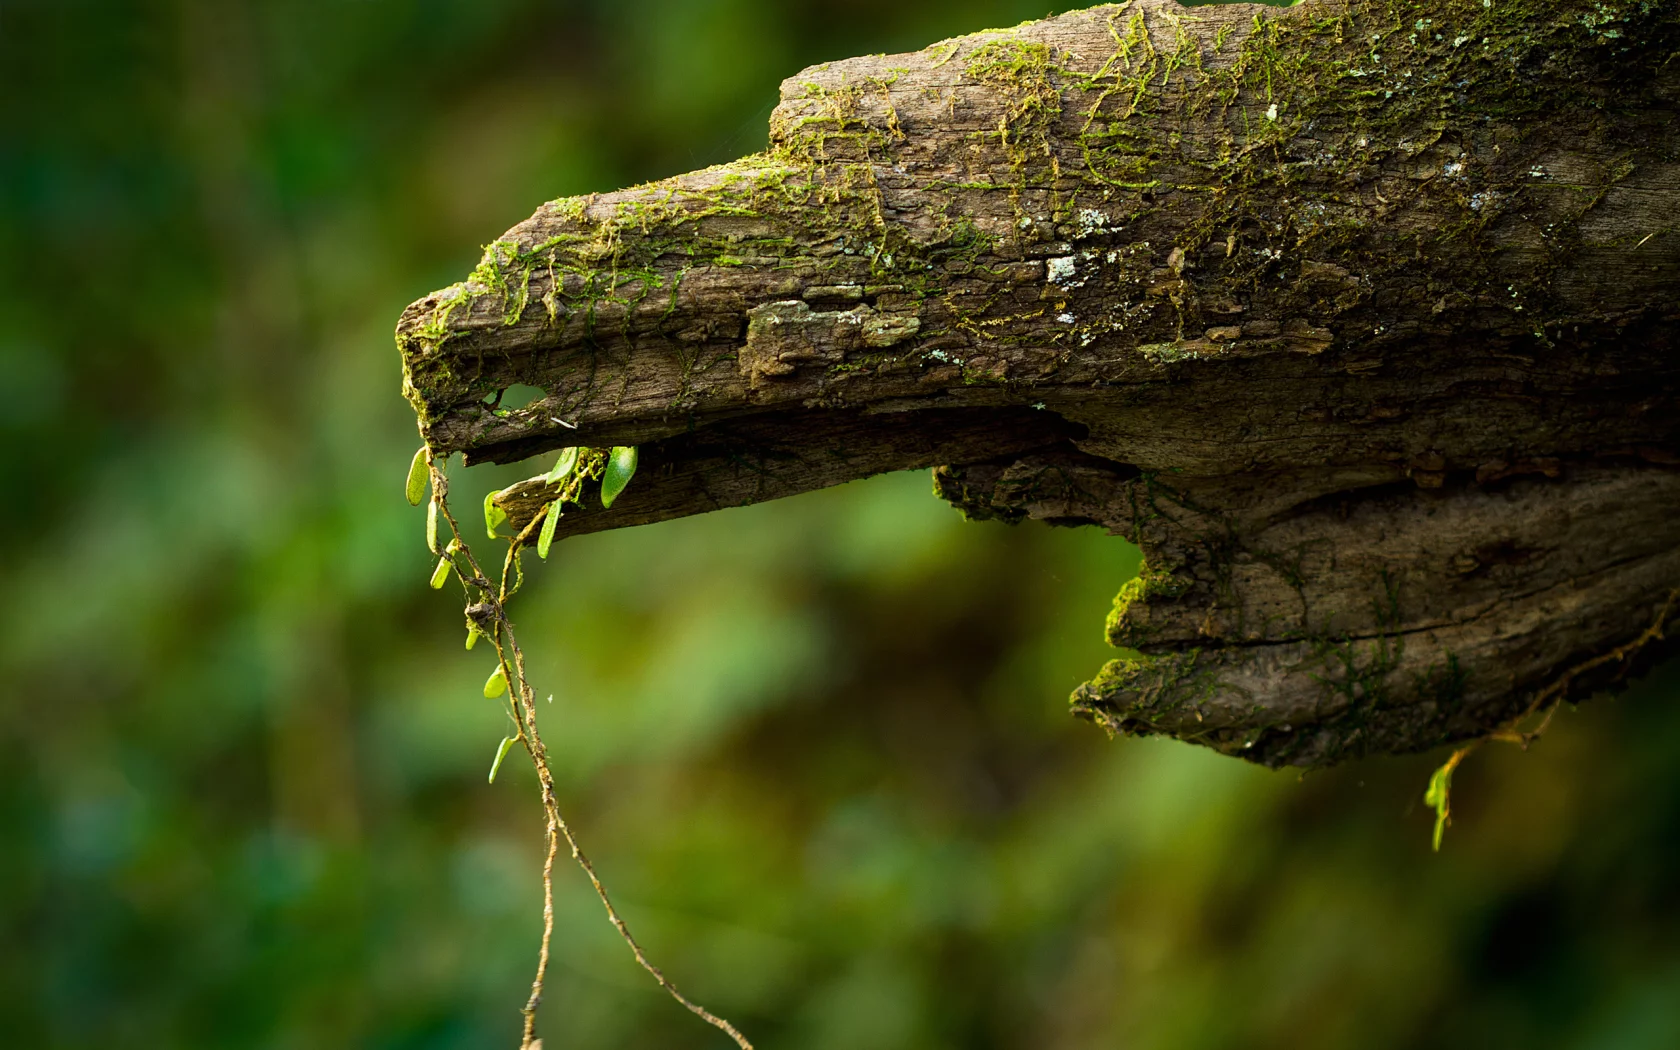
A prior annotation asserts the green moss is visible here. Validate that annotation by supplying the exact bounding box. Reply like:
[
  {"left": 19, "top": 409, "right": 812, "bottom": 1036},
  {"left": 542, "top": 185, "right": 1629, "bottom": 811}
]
[
  {"left": 1071, "top": 648, "right": 1215, "bottom": 737},
  {"left": 1104, "top": 560, "right": 1191, "bottom": 646}
]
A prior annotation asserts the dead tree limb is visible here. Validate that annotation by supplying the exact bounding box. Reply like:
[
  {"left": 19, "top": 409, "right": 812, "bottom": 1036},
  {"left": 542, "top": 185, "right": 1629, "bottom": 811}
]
[{"left": 396, "top": 0, "right": 1680, "bottom": 767}]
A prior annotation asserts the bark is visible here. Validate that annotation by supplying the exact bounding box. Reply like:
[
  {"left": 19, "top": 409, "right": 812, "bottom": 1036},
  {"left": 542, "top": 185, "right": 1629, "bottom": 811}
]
[{"left": 396, "top": 0, "right": 1680, "bottom": 767}]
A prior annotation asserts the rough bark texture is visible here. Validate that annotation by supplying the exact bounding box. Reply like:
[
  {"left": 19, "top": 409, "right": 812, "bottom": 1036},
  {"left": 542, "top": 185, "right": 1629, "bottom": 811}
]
[{"left": 396, "top": 0, "right": 1680, "bottom": 767}]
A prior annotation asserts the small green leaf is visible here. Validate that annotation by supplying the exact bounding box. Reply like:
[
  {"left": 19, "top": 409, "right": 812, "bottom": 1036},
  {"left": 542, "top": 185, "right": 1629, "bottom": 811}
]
[
  {"left": 545, "top": 446, "right": 581, "bottom": 486},
  {"left": 484, "top": 665, "right": 508, "bottom": 699},
  {"left": 429, "top": 556, "right": 452, "bottom": 590},
  {"left": 406, "top": 447, "right": 429, "bottom": 506},
  {"left": 465, "top": 625, "right": 481, "bottom": 650},
  {"left": 484, "top": 490, "right": 508, "bottom": 539},
  {"left": 1425, "top": 757, "right": 1459, "bottom": 852},
  {"left": 488, "top": 735, "right": 518, "bottom": 784},
  {"left": 536, "top": 498, "right": 563, "bottom": 559},
  {"left": 600, "top": 445, "right": 638, "bottom": 508},
  {"left": 426, "top": 498, "right": 440, "bottom": 554}
]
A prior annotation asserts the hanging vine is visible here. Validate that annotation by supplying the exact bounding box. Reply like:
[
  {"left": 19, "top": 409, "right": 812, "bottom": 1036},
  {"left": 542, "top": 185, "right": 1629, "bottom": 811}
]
[{"left": 405, "top": 445, "right": 754, "bottom": 1050}]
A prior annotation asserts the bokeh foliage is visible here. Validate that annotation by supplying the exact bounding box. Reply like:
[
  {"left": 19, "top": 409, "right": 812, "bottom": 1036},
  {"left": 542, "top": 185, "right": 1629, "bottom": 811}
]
[{"left": 4, "top": 0, "right": 1680, "bottom": 1047}]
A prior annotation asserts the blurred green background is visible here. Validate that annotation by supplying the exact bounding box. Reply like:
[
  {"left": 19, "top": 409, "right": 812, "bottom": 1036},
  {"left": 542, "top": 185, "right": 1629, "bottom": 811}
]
[{"left": 6, "top": 0, "right": 1680, "bottom": 1047}]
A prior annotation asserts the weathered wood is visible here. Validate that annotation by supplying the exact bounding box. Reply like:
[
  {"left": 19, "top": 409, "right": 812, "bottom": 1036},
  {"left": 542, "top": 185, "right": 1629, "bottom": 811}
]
[{"left": 397, "top": 0, "right": 1680, "bottom": 767}]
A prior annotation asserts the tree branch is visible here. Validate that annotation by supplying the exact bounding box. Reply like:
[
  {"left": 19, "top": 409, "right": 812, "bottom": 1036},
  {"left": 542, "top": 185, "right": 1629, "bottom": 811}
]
[{"left": 397, "top": 0, "right": 1680, "bottom": 766}]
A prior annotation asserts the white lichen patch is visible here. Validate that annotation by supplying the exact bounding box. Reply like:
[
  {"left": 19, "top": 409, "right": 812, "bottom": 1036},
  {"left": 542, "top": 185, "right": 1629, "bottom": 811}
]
[
  {"left": 1047, "top": 255, "right": 1085, "bottom": 289},
  {"left": 1073, "top": 208, "right": 1115, "bottom": 240},
  {"left": 1136, "top": 341, "right": 1206, "bottom": 364}
]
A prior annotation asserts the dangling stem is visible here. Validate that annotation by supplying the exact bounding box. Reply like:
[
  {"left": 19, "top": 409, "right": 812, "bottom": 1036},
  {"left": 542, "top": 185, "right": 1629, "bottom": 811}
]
[
  {"left": 1428, "top": 587, "right": 1680, "bottom": 850},
  {"left": 427, "top": 463, "right": 754, "bottom": 1050}
]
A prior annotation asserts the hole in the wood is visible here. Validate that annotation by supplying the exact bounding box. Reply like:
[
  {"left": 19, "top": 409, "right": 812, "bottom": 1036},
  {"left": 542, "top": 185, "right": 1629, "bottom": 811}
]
[{"left": 495, "top": 384, "right": 546, "bottom": 412}]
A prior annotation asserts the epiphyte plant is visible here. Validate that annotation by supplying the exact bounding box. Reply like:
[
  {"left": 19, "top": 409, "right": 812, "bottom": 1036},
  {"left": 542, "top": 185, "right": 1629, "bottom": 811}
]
[{"left": 406, "top": 442, "right": 754, "bottom": 1050}]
